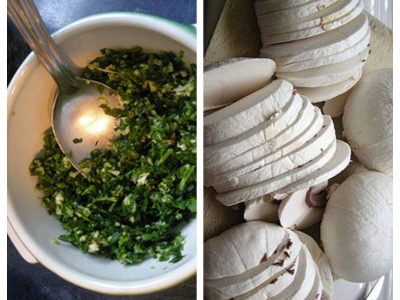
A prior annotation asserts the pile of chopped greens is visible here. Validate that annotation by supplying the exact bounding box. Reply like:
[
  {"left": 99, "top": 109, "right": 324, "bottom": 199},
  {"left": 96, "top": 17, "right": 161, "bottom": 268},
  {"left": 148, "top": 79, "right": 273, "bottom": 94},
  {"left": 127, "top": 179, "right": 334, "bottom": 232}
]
[{"left": 29, "top": 47, "right": 196, "bottom": 264}]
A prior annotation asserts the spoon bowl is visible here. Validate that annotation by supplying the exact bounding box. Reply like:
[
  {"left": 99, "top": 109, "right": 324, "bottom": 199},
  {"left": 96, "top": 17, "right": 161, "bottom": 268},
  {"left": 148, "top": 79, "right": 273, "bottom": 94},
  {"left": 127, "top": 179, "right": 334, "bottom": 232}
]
[
  {"left": 52, "top": 79, "right": 121, "bottom": 169},
  {"left": 8, "top": 0, "right": 121, "bottom": 171}
]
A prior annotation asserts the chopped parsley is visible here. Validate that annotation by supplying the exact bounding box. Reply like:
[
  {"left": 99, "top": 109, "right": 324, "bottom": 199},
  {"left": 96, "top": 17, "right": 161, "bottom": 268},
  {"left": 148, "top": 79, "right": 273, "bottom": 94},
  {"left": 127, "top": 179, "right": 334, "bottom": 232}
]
[{"left": 29, "top": 47, "right": 196, "bottom": 265}]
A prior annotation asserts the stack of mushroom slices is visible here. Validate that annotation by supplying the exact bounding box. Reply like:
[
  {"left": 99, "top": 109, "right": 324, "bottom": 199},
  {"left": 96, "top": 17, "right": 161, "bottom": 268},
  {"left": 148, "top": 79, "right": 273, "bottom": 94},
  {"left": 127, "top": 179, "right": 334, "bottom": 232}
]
[
  {"left": 204, "top": 79, "right": 350, "bottom": 206},
  {"left": 255, "top": 0, "right": 370, "bottom": 103},
  {"left": 204, "top": 222, "right": 333, "bottom": 300}
]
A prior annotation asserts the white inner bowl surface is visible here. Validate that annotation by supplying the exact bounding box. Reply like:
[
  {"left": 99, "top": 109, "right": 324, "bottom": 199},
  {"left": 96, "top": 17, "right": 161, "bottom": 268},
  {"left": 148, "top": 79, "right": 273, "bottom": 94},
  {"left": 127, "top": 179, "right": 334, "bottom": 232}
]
[{"left": 8, "top": 13, "right": 196, "bottom": 295}]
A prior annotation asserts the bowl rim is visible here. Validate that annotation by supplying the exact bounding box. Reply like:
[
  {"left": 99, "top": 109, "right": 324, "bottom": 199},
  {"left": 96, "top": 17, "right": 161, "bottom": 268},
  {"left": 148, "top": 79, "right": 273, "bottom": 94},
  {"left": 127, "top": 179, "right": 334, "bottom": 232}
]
[{"left": 7, "top": 12, "right": 196, "bottom": 295}]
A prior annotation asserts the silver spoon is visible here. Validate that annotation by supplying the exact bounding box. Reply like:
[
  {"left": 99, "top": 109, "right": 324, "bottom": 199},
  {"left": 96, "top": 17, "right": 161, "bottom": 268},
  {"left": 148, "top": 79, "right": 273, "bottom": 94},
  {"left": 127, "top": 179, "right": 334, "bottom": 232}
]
[{"left": 8, "top": 0, "right": 121, "bottom": 172}]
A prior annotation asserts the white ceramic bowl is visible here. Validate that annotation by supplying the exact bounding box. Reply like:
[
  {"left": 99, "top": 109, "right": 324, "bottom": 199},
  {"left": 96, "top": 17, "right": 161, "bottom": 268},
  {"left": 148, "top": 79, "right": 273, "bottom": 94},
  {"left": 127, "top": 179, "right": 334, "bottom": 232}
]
[{"left": 8, "top": 13, "right": 196, "bottom": 295}]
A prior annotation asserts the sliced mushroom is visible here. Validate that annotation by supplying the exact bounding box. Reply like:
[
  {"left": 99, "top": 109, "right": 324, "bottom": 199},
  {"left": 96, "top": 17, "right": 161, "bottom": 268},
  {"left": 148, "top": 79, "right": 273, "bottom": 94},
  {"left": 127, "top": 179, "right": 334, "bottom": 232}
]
[{"left": 205, "top": 58, "right": 276, "bottom": 112}]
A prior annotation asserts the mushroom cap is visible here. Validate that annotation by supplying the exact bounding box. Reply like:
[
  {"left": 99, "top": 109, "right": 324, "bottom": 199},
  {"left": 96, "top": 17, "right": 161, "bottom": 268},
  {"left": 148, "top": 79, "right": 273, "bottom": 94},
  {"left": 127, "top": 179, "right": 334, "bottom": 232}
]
[
  {"left": 321, "top": 170, "right": 392, "bottom": 282},
  {"left": 343, "top": 68, "right": 392, "bottom": 174}
]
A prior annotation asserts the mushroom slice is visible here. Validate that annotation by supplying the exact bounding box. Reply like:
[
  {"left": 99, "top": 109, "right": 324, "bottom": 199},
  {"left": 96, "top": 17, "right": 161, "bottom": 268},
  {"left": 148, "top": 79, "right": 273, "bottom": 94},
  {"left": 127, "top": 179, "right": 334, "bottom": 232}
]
[
  {"left": 278, "top": 183, "right": 328, "bottom": 230},
  {"left": 204, "top": 58, "right": 276, "bottom": 112},
  {"left": 266, "top": 245, "right": 317, "bottom": 300},
  {"left": 213, "top": 115, "right": 335, "bottom": 191},
  {"left": 256, "top": 0, "right": 358, "bottom": 27},
  {"left": 262, "top": 13, "right": 368, "bottom": 64},
  {"left": 205, "top": 79, "right": 291, "bottom": 145},
  {"left": 295, "top": 230, "right": 334, "bottom": 299},
  {"left": 207, "top": 99, "right": 317, "bottom": 185},
  {"left": 234, "top": 254, "right": 301, "bottom": 299},
  {"left": 274, "top": 28, "right": 370, "bottom": 72},
  {"left": 275, "top": 140, "right": 351, "bottom": 196},
  {"left": 215, "top": 140, "right": 340, "bottom": 206},
  {"left": 305, "top": 263, "right": 324, "bottom": 300},
  {"left": 205, "top": 93, "right": 301, "bottom": 167},
  {"left": 204, "top": 100, "right": 321, "bottom": 183},
  {"left": 322, "top": 91, "right": 349, "bottom": 117},
  {"left": 210, "top": 234, "right": 301, "bottom": 298},
  {"left": 205, "top": 223, "right": 302, "bottom": 298},
  {"left": 276, "top": 47, "right": 368, "bottom": 88},
  {"left": 329, "top": 159, "right": 368, "bottom": 184},
  {"left": 255, "top": 0, "right": 329, "bottom": 15},
  {"left": 260, "top": 0, "right": 361, "bottom": 35},
  {"left": 297, "top": 69, "right": 362, "bottom": 102},
  {"left": 244, "top": 195, "right": 280, "bottom": 222},
  {"left": 260, "top": 0, "right": 363, "bottom": 44},
  {"left": 256, "top": 0, "right": 338, "bottom": 25},
  {"left": 204, "top": 222, "right": 286, "bottom": 280}
]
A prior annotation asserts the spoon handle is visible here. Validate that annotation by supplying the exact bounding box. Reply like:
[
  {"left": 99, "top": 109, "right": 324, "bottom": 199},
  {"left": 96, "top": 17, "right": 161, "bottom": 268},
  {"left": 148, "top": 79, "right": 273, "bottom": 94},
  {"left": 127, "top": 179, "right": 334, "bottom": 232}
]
[{"left": 8, "top": 0, "right": 81, "bottom": 94}]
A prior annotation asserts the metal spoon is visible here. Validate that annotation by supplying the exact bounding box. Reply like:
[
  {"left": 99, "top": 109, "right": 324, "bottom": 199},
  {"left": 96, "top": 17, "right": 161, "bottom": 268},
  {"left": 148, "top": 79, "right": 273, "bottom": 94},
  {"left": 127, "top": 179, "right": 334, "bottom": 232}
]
[{"left": 8, "top": 0, "right": 121, "bottom": 172}]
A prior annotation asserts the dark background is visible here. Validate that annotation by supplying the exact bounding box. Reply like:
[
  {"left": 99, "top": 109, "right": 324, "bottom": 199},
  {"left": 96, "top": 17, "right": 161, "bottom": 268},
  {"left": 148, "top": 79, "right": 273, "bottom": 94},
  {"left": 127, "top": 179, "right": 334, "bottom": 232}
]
[{"left": 7, "top": 1, "right": 196, "bottom": 299}]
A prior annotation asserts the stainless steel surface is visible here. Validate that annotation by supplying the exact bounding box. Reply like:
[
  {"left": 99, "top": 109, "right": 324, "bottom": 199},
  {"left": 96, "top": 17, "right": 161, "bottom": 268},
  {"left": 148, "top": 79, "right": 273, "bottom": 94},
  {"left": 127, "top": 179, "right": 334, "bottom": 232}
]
[
  {"left": 364, "top": 276, "right": 385, "bottom": 300},
  {"left": 363, "top": 0, "right": 392, "bottom": 29},
  {"left": 52, "top": 81, "right": 120, "bottom": 167},
  {"left": 8, "top": 0, "right": 120, "bottom": 170}
]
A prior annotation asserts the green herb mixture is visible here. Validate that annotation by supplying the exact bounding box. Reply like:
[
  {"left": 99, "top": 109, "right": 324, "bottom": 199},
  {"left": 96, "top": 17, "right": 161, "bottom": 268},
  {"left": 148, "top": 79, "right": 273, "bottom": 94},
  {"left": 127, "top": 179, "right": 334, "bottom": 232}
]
[{"left": 29, "top": 47, "right": 196, "bottom": 264}]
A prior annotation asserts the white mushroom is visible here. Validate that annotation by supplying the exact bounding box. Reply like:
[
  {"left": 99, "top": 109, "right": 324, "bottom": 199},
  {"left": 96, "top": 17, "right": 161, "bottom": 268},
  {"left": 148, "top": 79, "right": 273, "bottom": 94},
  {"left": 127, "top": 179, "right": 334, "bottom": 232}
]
[
  {"left": 204, "top": 221, "right": 324, "bottom": 299},
  {"left": 255, "top": 0, "right": 321, "bottom": 14},
  {"left": 276, "top": 47, "right": 368, "bottom": 88},
  {"left": 256, "top": 0, "right": 358, "bottom": 28},
  {"left": 255, "top": 1, "right": 370, "bottom": 104},
  {"left": 274, "top": 29, "right": 370, "bottom": 73},
  {"left": 273, "top": 142, "right": 351, "bottom": 196},
  {"left": 204, "top": 79, "right": 292, "bottom": 146},
  {"left": 244, "top": 195, "right": 280, "bottom": 222},
  {"left": 204, "top": 222, "right": 301, "bottom": 299},
  {"left": 261, "top": 1, "right": 364, "bottom": 45},
  {"left": 256, "top": 0, "right": 338, "bottom": 26},
  {"left": 278, "top": 182, "right": 328, "bottom": 230},
  {"left": 342, "top": 68, "right": 393, "bottom": 175},
  {"left": 295, "top": 230, "right": 333, "bottom": 299},
  {"left": 241, "top": 246, "right": 318, "bottom": 300},
  {"left": 204, "top": 92, "right": 301, "bottom": 167},
  {"left": 321, "top": 171, "right": 392, "bottom": 282},
  {"left": 215, "top": 140, "right": 350, "bottom": 205},
  {"left": 204, "top": 101, "right": 321, "bottom": 184},
  {"left": 204, "top": 58, "right": 276, "bottom": 112},
  {"left": 261, "top": 13, "right": 369, "bottom": 64},
  {"left": 213, "top": 116, "right": 335, "bottom": 191},
  {"left": 296, "top": 69, "right": 362, "bottom": 103},
  {"left": 322, "top": 91, "right": 349, "bottom": 117}
]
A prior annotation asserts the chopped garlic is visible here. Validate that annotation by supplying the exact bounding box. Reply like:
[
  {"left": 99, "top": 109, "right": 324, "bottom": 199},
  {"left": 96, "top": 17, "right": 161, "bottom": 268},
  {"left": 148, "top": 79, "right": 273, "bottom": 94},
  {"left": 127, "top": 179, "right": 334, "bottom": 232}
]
[
  {"left": 88, "top": 241, "right": 99, "bottom": 253},
  {"left": 123, "top": 196, "right": 131, "bottom": 206},
  {"left": 137, "top": 173, "right": 150, "bottom": 185},
  {"left": 178, "top": 144, "right": 187, "bottom": 151},
  {"left": 55, "top": 193, "right": 64, "bottom": 205}
]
